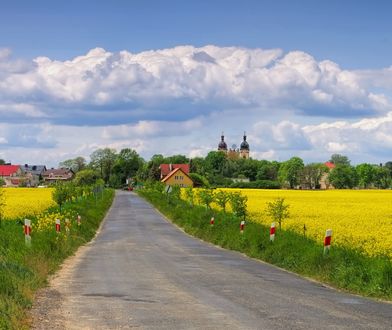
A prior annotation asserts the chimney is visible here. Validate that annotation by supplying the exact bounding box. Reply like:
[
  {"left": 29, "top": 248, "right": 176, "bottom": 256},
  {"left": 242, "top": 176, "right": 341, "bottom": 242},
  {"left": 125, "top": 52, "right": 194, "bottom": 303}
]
[{"left": 169, "top": 163, "right": 172, "bottom": 171}]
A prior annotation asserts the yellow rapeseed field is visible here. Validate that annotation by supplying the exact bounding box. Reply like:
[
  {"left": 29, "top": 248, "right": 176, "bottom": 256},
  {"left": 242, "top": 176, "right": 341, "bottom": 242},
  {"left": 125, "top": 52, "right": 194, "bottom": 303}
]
[
  {"left": 1, "top": 187, "right": 55, "bottom": 220},
  {"left": 216, "top": 189, "right": 392, "bottom": 258}
]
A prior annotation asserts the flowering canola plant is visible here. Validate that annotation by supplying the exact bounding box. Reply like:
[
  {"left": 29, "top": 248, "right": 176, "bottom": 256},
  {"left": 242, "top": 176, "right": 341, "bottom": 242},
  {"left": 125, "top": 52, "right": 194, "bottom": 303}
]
[
  {"left": 201, "top": 189, "right": 392, "bottom": 258},
  {"left": 1, "top": 188, "right": 56, "bottom": 220},
  {"left": 35, "top": 209, "right": 77, "bottom": 232}
]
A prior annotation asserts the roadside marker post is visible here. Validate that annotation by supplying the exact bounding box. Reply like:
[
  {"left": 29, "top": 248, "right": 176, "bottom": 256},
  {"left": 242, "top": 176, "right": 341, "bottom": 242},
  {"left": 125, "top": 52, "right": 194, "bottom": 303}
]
[
  {"left": 324, "top": 229, "right": 332, "bottom": 254},
  {"left": 77, "top": 214, "right": 81, "bottom": 227},
  {"left": 24, "top": 219, "right": 32, "bottom": 246},
  {"left": 55, "top": 218, "right": 61, "bottom": 233},
  {"left": 65, "top": 218, "right": 70, "bottom": 233},
  {"left": 270, "top": 222, "right": 276, "bottom": 242},
  {"left": 210, "top": 217, "right": 214, "bottom": 226},
  {"left": 240, "top": 220, "right": 245, "bottom": 233}
]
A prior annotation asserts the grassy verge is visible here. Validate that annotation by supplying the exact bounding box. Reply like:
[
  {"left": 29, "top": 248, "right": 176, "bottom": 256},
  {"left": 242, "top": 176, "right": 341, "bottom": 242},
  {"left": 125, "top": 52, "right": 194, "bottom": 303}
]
[
  {"left": 0, "top": 189, "right": 114, "bottom": 329},
  {"left": 139, "top": 189, "right": 392, "bottom": 301}
]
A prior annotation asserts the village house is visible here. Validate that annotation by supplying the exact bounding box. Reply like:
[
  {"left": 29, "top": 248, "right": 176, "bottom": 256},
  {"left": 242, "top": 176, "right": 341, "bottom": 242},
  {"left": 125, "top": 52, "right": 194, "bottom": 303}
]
[
  {"left": 160, "top": 164, "right": 193, "bottom": 188},
  {"left": 319, "top": 162, "right": 335, "bottom": 189},
  {"left": 0, "top": 164, "right": 24, "bottom": 187},
  {"left": 21, "top": 164, "right": 47, "bottom": 187},
  {"left": 42, "top": 168, "right": 75, "bottom": 183}
]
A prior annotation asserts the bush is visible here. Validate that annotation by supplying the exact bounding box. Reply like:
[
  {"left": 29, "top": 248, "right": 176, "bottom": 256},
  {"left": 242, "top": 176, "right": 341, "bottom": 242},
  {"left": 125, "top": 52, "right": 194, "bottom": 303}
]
[{"left": 189, "top": 173, "right": 210, "bottom": 187}]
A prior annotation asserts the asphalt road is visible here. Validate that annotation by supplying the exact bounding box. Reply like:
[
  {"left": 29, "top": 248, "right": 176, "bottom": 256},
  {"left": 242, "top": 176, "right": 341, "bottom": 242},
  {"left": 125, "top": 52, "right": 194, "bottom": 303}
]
[{"left": 32, "top": 191, "right": 392, "bottom": 329}]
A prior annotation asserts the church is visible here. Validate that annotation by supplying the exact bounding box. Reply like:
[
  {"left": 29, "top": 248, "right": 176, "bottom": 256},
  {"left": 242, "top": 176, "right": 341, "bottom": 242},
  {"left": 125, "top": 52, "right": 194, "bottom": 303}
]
[{"left": 218, "top": 132, "right": 250, "bottom": 159}]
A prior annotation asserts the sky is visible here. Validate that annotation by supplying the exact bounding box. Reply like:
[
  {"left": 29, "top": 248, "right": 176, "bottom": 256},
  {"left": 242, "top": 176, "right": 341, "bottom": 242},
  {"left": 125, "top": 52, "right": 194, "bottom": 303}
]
[{"left": 0, "top": 0, "right": 392, "bottom": 166}]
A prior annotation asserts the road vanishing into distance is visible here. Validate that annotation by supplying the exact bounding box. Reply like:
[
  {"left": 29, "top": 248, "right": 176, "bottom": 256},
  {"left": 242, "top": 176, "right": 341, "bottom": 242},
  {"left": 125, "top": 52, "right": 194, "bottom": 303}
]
[{"left": 32, "top": 191, "right": 392, "bottom": 329}]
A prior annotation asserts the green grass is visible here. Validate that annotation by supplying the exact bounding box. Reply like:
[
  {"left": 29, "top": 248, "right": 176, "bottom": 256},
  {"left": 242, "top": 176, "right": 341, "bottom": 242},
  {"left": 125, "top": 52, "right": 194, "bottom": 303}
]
[
  {"left": 0, "top": 189, "right": 114, "bottom": 330},
  {"left": 139, "top": 189, "right": 392, "bottom": 301}
]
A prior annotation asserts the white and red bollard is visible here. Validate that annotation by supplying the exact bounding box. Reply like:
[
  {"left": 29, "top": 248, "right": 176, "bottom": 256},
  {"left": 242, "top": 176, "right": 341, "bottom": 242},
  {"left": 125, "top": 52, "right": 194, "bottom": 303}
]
[
  {"left": 210, "top": 217, "right": 214, "bottom": 226},
  {"left": 65, "top": 218, "right": 70, "bottom": 233},
  {"left": 24, "top": 219, "right": 32, "bottom": 246},
  {"left": 324, "top": 229, "right": 332, "bottom": 254},
  {"left": 240, "top": 220, "right": 245, "bottom": 233},
  {"left": 77, "top": 214, "right": 81, "bottom": 227},
  {"left": 270, "top": 222, "right": 276, "bottom": 242},
  {"left": 55, "top": 218, "right": 61, "bottom": 233}
]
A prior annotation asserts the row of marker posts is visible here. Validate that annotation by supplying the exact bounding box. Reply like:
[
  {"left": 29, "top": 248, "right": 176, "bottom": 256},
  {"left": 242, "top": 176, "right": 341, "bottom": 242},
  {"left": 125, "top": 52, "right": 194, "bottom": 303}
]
[
  {"left": 210, "top": 216, "right": 333, "bottom": 254},
  {"left": 24, "top": 214, "right": 82, "bottom": 246}
]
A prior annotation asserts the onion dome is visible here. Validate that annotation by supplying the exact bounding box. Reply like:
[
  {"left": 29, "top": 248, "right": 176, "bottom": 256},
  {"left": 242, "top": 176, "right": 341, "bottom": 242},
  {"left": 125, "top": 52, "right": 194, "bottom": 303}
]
[
  {"left": 240, "top": 132, "right": 249, "bottom": 150},
  {"left": 218, "top": 133, "right": 228, "bottom": 150}
]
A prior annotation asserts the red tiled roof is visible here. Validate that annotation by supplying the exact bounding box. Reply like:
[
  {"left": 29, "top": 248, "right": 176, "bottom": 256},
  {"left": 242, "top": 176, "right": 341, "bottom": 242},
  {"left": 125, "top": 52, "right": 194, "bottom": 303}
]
[
  {"left": 0, "top": 165, "right": 20, "bottom": 176},
  {"left": 160, "top": 164, "right": 190, "bottom": 177},
  {"left": 325, "top": 162, "right": 336, "bottom": 169}
]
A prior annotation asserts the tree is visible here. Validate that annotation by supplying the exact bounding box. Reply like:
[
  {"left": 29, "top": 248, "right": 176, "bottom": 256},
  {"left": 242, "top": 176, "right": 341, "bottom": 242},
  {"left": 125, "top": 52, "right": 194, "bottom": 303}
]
[
  {"left": 256, "top": 160, "right": 280, "bottom": 181},
  {"left": 328, "top": 165, "right": 358, "bottom": 189},
  {"left": 0, "top": 159, "right": 5, "bottom": 165},
  {"left": 74, "top": 169, "right": 100, "bottom": 186},
  {"left": 266, "top": 197, "right": 290, "bottom": 230},
  {"left": 112, "top": 148, "right": 144, "bottom": 185},
  {"left": 229, "top": 192, "right": 248, "bottom": 220},
  {"left": 52, "top": 182, "right": 69, "bottom": 211},
  {"left": 189, "top": 173, "right": 209, "bottom": 187},
  {"left": 164, "top": 154, "right": 189, "bottom": 164},
  {"left": 374, "top": 166, "right": 391, "bottom": 189},
  {"left": 237, "top": 158, "right": 260, "bottom": 181},
  {"left": 190, "top": 157, "right": 207, "bottom": 175},
  {"left": 300, "top": 163, "right": 328, "bottom": 189},
  {"left": 356, "top": 163, "right": 376, "bottom": 188},
  {"left": 90, "top": 148, "right": 118, "bottom": 184},
  {"left": 278, "top": 157, "right": 304, "bottom": 188},
  {"left": 138, "top": 154, "right": 164, "bottom": 181},
  {"left": 215, "top": 190, "right": 230, "bottom": 212},
  {"left": 329, "top": 154, "right": 350, "bottom": 166},
  {"left": 59, "top": 156, "right": 86, "bottom": 172},
  {"left": 197, "top": 188, "right": 215, "bottom": 209},
  {"left": 205, "top": 151, "right": 227, "bottom": 175}
]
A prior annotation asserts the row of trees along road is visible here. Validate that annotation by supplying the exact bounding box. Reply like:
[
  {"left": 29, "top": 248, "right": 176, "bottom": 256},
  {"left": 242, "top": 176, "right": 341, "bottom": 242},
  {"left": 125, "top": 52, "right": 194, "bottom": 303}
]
[{"left": 3, "top": 150, "right": 392, "bottom": 189}]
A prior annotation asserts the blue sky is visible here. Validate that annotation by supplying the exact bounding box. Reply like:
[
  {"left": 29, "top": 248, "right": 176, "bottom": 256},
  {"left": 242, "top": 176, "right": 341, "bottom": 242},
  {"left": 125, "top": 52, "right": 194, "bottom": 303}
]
[
  {"left": 2, "top": 0, "right": 391, "bottom": 68},
  {"left": 0, "top": 0, "right": 392, "bottom": 165}
]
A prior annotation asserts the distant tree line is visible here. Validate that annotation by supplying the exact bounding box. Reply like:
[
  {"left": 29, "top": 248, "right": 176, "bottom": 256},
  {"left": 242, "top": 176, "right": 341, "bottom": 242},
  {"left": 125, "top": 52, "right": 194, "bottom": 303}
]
[{"left": 2, "top": 151, "right": 392, "bottom": 190}]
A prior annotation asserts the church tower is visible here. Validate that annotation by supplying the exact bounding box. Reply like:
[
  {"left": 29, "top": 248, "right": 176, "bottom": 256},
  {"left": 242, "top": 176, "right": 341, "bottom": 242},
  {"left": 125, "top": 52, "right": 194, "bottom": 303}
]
[
  {"left": 218, "top": 132, "right": 228, "bottom": 152},
  {"left": 239, "top": 132, "right": 250, "bottom": 159}
]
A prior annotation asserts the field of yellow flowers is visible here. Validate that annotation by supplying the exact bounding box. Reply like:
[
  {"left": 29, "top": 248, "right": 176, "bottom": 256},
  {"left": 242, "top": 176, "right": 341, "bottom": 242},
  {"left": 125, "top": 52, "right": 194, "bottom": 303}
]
[
  {"left": 1, "top": 188, "right": 55, "bottom": 220},
  {"left": 219, "top": 189, "right": 392, "bottom": 258}
]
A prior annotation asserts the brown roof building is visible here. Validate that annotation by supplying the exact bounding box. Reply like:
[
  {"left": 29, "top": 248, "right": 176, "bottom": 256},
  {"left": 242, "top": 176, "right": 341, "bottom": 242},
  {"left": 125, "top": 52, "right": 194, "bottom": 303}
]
[{"left": 42, "top": 168, "right": 74, "bottom": 182}]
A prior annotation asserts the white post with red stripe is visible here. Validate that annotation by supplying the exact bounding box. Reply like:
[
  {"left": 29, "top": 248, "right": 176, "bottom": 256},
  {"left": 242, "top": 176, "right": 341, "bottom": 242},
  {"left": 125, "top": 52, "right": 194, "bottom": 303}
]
[
  {"left": 324, "top": 229, "right": 332, "bottom": 254},
  {"left": 270, "top": 222, "right": 276, "bottom": 242},
  {"left": 24, "top": 219, "right": 32, "bottom": 246},
  {"left": 240, "top": 220, "right": 245, "bottom": 233},
  {"left": 210, "top": 217, "right": 214, "bottom": 226},
  {"left": 77, "top": 214, "right": 81, "bottom": 227},
  {"left": 55, "top": 218, "right": 61, "bottom": 233}
]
